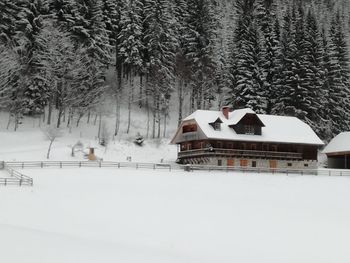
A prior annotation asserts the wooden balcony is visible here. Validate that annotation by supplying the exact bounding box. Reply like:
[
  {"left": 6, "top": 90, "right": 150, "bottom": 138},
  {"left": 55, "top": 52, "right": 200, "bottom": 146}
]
[{"left": 178, "top": 148, "right": 303, "bottom": 160}]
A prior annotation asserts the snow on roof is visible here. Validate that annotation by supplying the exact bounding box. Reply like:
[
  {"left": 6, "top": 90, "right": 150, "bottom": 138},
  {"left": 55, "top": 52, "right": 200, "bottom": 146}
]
[
  {"left": 183, "top": 109, "right": 324, "bottom": 146},
  {"left": 322, "top": 132, "right": 350, "bottom": 154}
]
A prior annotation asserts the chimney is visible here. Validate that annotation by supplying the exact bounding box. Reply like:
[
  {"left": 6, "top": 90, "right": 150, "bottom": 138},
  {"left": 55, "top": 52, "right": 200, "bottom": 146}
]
[{"left": 221, "top": 106, "right": 230, "bottom": 119}]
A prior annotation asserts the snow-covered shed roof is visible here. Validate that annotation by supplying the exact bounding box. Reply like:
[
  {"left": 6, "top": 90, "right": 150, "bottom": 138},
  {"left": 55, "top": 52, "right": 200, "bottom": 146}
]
[
  {"left": 322, "top": 132, "right": 350, "bottom": 154},
  {"left": 179, "top": 108, "right": 324, "bottom": 146}
]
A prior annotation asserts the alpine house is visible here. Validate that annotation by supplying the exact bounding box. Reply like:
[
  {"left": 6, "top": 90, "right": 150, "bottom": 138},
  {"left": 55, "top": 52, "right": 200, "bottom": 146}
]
[{"left": 171, "top": 107, "right": 324, "bottom": 169}]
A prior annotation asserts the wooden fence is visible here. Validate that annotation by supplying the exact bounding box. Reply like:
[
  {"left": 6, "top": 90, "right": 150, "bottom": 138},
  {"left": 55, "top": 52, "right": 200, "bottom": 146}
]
[
  {"left": 4, "top": 161, "right": 173, "bottom": 171},
  {"left": 185, "top": 165, "right": 350, "bottom": 176},
  {"left": 1, "top": 164, "right": 33, "bottom": 186},
  {"left": 1, "top": 161, "right": 349, "bottom": 187}
]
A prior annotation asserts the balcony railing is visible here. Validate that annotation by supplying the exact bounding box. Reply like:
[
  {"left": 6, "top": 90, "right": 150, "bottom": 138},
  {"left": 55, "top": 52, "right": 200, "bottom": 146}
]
[{"left": 178, "top": 148, "right": 303, "bottom": 160}]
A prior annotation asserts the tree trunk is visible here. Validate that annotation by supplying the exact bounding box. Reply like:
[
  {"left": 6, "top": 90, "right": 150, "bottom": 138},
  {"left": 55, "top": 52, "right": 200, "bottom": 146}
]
[
  {"left": 87, "top": 111, "right": 91, "bottom": 124},
  {"left": 6, "top": 113, "right": 11, "bottom": 130},
  {"left": 47, "top": 140, "right": 54, "bottom": 159},
  {"left": 76, "top": 113, "right": 83, "bottom": 127},
  {"left": 157, "top": 108, "right": 161, "bottom": 139},
  {"left": 115, "top": 94, "right": 120, "bottom": 136},
  {"left": 126, "top": 73, "right": 134, "bottom": 134},
  {"left": 146, "top": 97, "right": 150, "bottom": 138},
  {"left": 97, "top": 113, "right": 102, "bottom": 143},
  {"left": 163, "top": 111, "right": 167, "bottom": 138},
  {"left": 57, "top": 108, "right": 63, "bottom": 128},
  {"left": 178, "top": 79, "right": 184, "bottom": 126},
  {"left": 139, "top": 74, "right": 143, "bottom": 108},
  {"left": 93, "top": 114, "right": 98, "bottom": 125},
  {"left": 47, "top": 99, "right": 52, "bottom": 125},
  {"left": 152, "top": 107, "right": 156, "bottom": 139}
]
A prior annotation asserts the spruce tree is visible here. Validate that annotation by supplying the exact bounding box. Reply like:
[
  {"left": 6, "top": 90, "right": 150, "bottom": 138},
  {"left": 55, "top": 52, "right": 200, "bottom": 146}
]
[
  {"left": 227, "top": 0, "right": 267, "bottom": 113},
  {"left": 142, "top": 0, "right": 177, "bottom": 137},
  {"left": 186, "top": 0, "right": 217, "bottom": 110},
  {"left": 326, "top": 10, "right": 350, "bottom": 135}
]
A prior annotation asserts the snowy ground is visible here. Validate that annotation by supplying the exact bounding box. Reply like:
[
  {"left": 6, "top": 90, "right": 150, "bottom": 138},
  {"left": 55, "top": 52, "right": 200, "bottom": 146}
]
[
  {"left": 1, "top": 168, "right": 350, "bottom": 263},
  {"left": 0, "top": 129, "right": 177, "bottom": 163}
]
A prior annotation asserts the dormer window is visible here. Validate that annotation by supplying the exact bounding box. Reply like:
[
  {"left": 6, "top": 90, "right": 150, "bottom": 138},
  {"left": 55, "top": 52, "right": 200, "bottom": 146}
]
[
  {"left": 229, "top": 113, "right": 265, "bottom": 135},
  {"left": 209, "top": 118, "right": 223, "bottom": 131},
  {"left": 244, "top": 125, "right": 255, "bottom": 135},
  {"left": 214, "top": 122, "right": 221, "bottom": 131}
]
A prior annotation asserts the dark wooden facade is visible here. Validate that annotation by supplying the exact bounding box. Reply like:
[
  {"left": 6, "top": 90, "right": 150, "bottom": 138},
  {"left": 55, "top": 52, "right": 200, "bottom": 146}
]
[{"left": 179, "top": 140, "right": 318, "bottom": 161}]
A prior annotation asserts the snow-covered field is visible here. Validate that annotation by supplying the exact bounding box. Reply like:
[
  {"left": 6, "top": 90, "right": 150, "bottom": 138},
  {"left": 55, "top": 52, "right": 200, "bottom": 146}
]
[{"left": 1, "top": 168, "right": 350, "bottom": 263}]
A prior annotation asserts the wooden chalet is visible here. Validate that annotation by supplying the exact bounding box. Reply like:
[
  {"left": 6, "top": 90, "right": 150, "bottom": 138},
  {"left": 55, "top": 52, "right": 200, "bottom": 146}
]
[{"left": 171, "top": 107, "right": 324, "bottom": 169}]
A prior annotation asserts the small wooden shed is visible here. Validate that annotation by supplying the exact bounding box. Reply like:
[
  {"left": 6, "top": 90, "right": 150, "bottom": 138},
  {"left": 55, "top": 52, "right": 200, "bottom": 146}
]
[{"left": 323, "top": 132, "right": 350, "bottom": 169}]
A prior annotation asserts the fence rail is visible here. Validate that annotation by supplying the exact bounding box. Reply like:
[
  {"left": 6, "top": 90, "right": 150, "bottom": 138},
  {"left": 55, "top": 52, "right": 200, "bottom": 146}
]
[
  {"left": 1, "top": 161, "right": 350, "bottom": 184},
  {"left": 185, "top": 164, "right": 350, "bottom": 176},
  {"left": 2, "top": 164, "right": 33, "bottom": 186},
  {"left": 4, "top": 161, "right": 174, "bottom": 171}
]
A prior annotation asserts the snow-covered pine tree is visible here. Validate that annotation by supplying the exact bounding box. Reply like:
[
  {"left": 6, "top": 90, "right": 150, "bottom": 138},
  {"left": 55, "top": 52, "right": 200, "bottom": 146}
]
[
  {"left": 21, "top": 0, "right": 51, "bottom": 116},
  {"left": 0, "top": 0, "right": 26, "bottom": 44},
  {"left": 256, "top": 0, "right": 280, "bottom": 114},
  {"left": 143, "top": 0, "right": 177, "bottom": 138},
  {"left": 171, "top": 0, "right": 191, "bottom": 125},
  {"left": 227, "top": 0, "right": 267, "bottom": 113},
  {"left": 66, "top": 0, "right": 111, "bottom": 127},
  {"left": 273, "top": 4, "right": 311, "bottom": 121},
  {"left": 49, "top": 0, "right": 75, "bottom": 28},
  {"left": 326, "top": 10, "right": 350, "bottom": 136},
  {"left": 117, "top": 0, "right": 144, "bottom": 134},
  {"left": 100, "top": 0, "right": 121, "bottom": 47},
  {"left": 185, "top": 0, "right": 218, "bottom": 111},
  {"left": 302, "top": 9, "right": 325, "bottom": 134}
]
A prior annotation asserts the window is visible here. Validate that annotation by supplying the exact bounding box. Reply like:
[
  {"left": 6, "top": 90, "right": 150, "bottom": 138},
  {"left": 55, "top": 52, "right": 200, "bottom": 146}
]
[
  {"left": 251, "top": 144, "right": 257, "bottom": 151},
  {"left": 217, "top": 142, "right": 222, "bottom": 149},
  {"left": 240, "top": 159, "right": 248, "bottom": 167},
  {"left": 271, "top": 145, "right": 278, "bottom": 152},
  {"left": 218, "top": 160, "right": 222, "bottom": 166},
  {"left": 252, "top": 161, "right": 257, "bottom": 167},
  {"left": 287, "top": 163, "right": 292, "bottom": 167},
  {"left": 213, "top": 122, "right": 221, "bottom": 130},
  {"left": 182, "top": 124, "right": 197, "bottom": 133},
  {"left": 227, "top": 159, "right": 234, "bottom": 166},
  {"left": 244, "top": 125, "right": 255, "bottom": 135},
  {"left": 304, "top": 163, "right": 309, "bottom": 167}
]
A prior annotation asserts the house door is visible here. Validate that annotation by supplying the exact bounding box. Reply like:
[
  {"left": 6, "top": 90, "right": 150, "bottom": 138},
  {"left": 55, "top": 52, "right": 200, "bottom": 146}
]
[{"left": 269, "top": 160, "right": 277, "bottom": 169}]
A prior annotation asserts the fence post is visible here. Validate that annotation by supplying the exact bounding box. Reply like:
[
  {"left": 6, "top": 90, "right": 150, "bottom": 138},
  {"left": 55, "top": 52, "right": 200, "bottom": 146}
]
[
  {"left": 5, "top": 178, "right": 6, "bottom": 186},
  {"left": 169, "top": 165, "right": 171, "bottom": 172},
  {"left": 136, "top": 163, "right": 139, "bottom": 169},
  {"left": 118, "top": 163, "right": 120, "bottom": 169},
  {"left": 41, "top": 162, "right": 43, "bottom": 168},
  {"left": 329, "top": 171, "right": 331, "bottom": 176},
  {"left": 22, "top": 162, "right": 24, "bottom": 169},
  {"left": 19, "top": 179, "right": 22, "bottom": 187},
  {"left": 79, "top": 162, "right": 81, "bottom": 168}
]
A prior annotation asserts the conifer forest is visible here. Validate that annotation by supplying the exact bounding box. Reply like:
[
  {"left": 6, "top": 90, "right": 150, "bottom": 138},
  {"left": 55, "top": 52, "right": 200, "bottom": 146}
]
[{"left": 0, "top": 0, "right": 350, "bottom": 140}]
